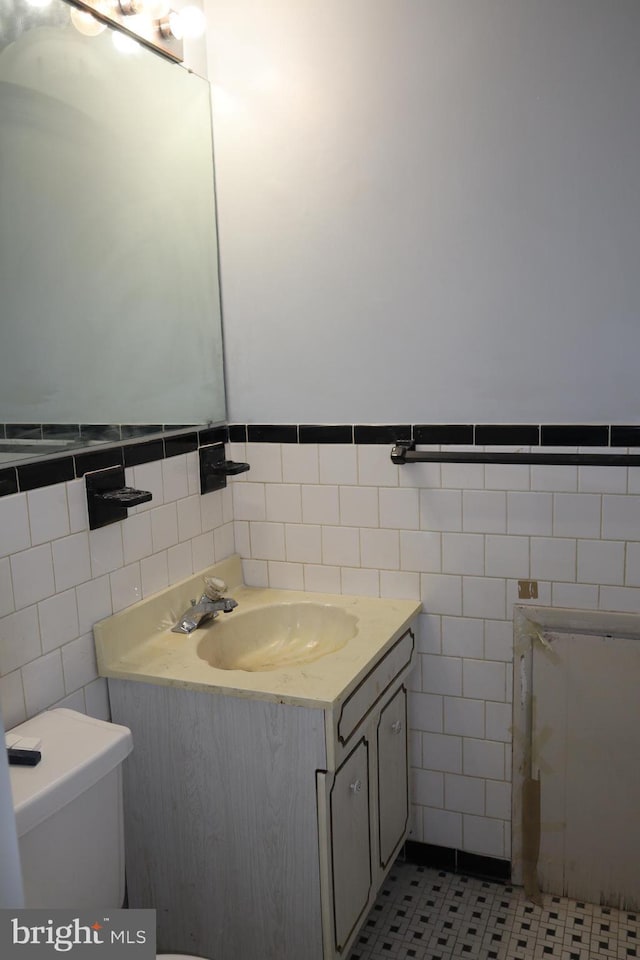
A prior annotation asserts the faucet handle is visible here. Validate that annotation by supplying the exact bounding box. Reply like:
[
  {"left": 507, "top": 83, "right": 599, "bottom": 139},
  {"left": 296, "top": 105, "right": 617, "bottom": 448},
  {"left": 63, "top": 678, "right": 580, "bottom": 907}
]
[{"left": 203, "top": 576, "right": 227, "bottom": 600}]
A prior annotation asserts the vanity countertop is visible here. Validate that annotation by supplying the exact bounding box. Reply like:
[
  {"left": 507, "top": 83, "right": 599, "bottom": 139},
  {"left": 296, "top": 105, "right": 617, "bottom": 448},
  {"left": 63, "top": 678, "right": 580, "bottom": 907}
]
[{"left": 94, "top": 555, "right": 421, "bottom": 709}]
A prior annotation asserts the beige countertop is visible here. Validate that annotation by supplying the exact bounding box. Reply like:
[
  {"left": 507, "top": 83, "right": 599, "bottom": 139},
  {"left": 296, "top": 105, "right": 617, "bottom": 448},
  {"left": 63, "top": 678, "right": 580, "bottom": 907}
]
[{"left": 94, "top": 555, "right": 421, "bottom": 709}]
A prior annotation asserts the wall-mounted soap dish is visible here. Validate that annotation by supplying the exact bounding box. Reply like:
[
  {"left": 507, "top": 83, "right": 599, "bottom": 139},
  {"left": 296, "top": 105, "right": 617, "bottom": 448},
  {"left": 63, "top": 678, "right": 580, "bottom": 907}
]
[
  {"left": 86, "top": 464, "right": 152, "bottom": 529},
  {"left": 200, "top": 443, "right": 250, "bottom": 494}
]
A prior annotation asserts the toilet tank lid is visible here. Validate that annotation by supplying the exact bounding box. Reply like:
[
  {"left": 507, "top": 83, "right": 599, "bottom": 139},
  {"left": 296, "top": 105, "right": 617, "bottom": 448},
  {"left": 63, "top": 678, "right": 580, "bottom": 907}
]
[{"left": 9, "top": 708, "right": 133, "bottom": 837}]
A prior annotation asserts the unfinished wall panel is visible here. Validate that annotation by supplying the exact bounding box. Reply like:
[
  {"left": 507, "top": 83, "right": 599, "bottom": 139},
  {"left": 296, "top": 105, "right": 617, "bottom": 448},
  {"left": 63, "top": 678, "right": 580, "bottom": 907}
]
[{"left": 531, "top": 628, "right": 640, "bottom": 909}]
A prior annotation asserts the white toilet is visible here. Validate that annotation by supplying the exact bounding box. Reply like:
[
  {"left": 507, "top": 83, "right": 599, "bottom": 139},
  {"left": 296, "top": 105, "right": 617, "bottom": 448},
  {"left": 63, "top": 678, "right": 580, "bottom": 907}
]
[{"left": 8, "top": 707, "right": 203, "bottom": 960}]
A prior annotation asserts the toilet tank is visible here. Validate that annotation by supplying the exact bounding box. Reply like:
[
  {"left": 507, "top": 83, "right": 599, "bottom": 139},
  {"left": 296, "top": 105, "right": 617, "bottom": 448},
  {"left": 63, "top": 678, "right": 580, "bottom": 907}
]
[{"left": 8, "top": 708, "right": 133, "bottom": 909}]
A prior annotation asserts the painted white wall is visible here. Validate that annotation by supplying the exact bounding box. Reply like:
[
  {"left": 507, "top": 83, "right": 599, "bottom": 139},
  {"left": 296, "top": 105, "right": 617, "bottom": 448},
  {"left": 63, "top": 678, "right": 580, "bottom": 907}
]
[{"left": 206, "top": 0, "right": 640, "bottom": 424}]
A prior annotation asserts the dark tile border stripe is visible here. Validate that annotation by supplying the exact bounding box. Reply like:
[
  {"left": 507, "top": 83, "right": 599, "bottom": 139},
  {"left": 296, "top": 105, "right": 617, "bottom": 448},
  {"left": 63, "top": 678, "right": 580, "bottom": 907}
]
[
  {"left": 229, "top": 422, "right": 632, "bottom": 450},
  {"left": 123, "top": 439, "right": 165, "bottom": 468},
  {"left": 354, "top": 424, "right": 411, "bottom": 444},
  {"left": 0, "top": 468, "right": 18, "bottom": 496},
  {"left": 541, "top": 424, "right": 609, "bottom": 446},
  {"left": 246, "top": 424, "right": 298, "bottom": 443},
  {"left": 75, "top": 448, "right": 125, "bottom": 478},
  {"left": 2, "top": 422, "right": 640, "bottom": 498},
  {"left": 611, "top": 425, "right": 640, "bottom": 447},
  {"left": 17, "top": 457, "right": 75, "bottom": 491},
  {"left": 198, "top": 425, "right": 227, "bottom": 446},
  {"left": 228, "top": 422, "right": 640, "bottom": 450},
  {"left": 165, "top": 432, "right": 199, "bottom": 458},
  {"left": 405, "top": 841, "right": 511, "bottom": 882},
  {"left": 475, "top": 424, "right": 540, "bottom": 445},
  {"left": 227, "top": 424, "right": 247, "bottom": 443},
  {"left": 299, "top": 424, "right": 353, "bottom": 443},
  {"left": 414, "top": 424, "right": 474, "bottom": 445}
]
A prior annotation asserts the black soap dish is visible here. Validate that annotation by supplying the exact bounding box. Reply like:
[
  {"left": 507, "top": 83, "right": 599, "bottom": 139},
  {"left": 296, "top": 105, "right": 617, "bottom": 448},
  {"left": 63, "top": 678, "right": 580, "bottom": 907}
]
[
  {"left": 200, "top": 443, "right": 250, "bottom": 494},
  {"left": 86, "top": 464, "right": 152, "bottom": 529}
]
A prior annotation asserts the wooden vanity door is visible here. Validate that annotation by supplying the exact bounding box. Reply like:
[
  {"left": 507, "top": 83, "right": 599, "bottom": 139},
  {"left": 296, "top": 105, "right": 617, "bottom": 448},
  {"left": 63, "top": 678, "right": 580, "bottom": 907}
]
[
  {"left": 377, "top": 686, "right": 409, "bottom": 869},
  {"left": 330, "top": 738, "right": 372, "bottom": 952}
]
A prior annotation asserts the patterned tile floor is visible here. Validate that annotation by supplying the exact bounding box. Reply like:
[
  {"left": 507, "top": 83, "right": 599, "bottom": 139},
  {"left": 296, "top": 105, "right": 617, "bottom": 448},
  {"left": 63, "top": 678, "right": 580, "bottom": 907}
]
[{"left": 347, "top": 859, "right": 639, "bottom": 960}]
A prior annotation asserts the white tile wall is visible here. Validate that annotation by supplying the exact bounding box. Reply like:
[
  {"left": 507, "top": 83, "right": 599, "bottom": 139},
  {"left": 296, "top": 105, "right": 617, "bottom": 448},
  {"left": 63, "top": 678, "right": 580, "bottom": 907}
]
[
  {"left": 301, "top": 485, "right": 340, "bottom": 525},
  {"left": 265, "top": 484, "right": 302, "bottom": 522},
  {"left": 400, "top": 531, "right": 441, "bottom": 573},
  {"left": 0, "top": 451, "right": 234, "bottom": 731},
  {"left": 462, "top": 490, "right": 505, "bottom": 533},
  {"left": 284, "top": 443, "right": 321, "bottom": 484},
  {"left": 441, "top": 617, "right": 483, "bottom": 658},
  {"left": 11, "top": 546, "right": 55, "bottom": 609},
  {"left": 52, "top": 532, "right": 91, "bottom": 592},
  {"left": 27, "top": 485, "right": 70, "bottom": 545},
  {"left": 0, "top": 494, "right": 31, "bottom": 556},
  {"left": 0, "top": 560, "right": 14, "bottom": 618},
  {"left": 285, "top": 523, "right": 322, "bottom": 564},
  {"left": 442, "top": 534, "right": 484, "bottom": 575},
  {"left": 422, "top": 489, "right": 462, "bottom": 532},
  {"left": 319, "top": 445, "right": 356, "bottom": 485},
  {"left": 228, "top": 442, "right": 640, "bottom": 861},
  {"left": 4, "top": 440, "right": 640, "bottom": 864},
  {"left": 379, "top": 488, "right": 419, "bottom": 530}
]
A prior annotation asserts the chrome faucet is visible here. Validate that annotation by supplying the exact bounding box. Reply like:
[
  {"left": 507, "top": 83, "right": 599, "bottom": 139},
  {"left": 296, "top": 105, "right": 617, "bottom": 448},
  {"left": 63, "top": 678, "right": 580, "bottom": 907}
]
[{"left": 171, "top": 576, "right": 238, "bottom": 634}]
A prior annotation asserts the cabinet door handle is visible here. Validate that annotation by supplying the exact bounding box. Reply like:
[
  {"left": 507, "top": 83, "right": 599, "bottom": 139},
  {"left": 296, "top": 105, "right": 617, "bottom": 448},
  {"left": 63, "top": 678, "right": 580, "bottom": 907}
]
[
  {"left": 349, "top": 779, "right": 362, "bottom": 794},
  {"left": 391, "top": 720, "right": 403, "bottom": 735}
]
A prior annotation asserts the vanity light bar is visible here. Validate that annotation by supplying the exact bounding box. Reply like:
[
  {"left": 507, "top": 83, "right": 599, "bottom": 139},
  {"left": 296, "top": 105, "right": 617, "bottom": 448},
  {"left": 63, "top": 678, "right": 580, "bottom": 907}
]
[{"left": 68, "top": 0, "right": 185, "bottom": 62}]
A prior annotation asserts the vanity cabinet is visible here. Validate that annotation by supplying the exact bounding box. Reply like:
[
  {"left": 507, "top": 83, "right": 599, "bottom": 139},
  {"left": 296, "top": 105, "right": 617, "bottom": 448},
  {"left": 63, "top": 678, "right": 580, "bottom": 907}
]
[
  {"left": 317, "top": 683, "right": 409, "bottom": 954},
  {"left": 107, "top": 626, "right": 415, "bottom": 960}
]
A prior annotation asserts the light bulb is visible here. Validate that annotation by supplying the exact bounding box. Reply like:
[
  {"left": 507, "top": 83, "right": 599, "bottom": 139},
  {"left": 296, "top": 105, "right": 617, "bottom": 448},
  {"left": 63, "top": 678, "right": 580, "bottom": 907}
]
[
  {"left": 174, "top": 5, "right": 205, "bottom": 40},
  {"left": 159, "top": 9, "right": 182, "bottom": 40},
  {"left": 70, "top": 7, "right": 107, "bottom": 36}
]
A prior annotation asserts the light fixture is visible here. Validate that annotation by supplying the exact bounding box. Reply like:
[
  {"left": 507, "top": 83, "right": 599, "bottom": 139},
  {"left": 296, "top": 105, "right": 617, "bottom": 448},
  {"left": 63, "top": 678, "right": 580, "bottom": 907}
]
[{"left": 67, "top": 0, "right": 194, "bottom": 62}]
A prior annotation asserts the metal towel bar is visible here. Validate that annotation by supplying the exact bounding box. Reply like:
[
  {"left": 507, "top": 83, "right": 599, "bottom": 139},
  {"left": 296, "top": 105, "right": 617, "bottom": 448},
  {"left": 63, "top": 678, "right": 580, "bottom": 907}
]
[{"left": 390, "top": 441, "right": 640, "bottom": 467}]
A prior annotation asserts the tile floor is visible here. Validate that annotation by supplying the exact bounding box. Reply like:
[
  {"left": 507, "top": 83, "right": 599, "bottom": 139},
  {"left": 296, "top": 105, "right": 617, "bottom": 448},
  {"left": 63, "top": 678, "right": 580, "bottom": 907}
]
[{"left": 347, "top": 859, "right": 639, "bottom": 960}]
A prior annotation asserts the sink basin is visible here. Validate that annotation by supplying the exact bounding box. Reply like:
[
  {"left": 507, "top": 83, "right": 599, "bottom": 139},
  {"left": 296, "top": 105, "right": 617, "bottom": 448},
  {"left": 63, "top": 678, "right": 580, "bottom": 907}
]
[{"left": 195, "top": 602, "right": 358, "bottom": 672}]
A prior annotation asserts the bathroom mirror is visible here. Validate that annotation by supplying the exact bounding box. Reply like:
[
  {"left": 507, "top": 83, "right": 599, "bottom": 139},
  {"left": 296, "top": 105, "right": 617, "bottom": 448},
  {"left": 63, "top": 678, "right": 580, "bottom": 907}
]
[{"left": 0, "top": 0, "right": 225, "bottom": 465}]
